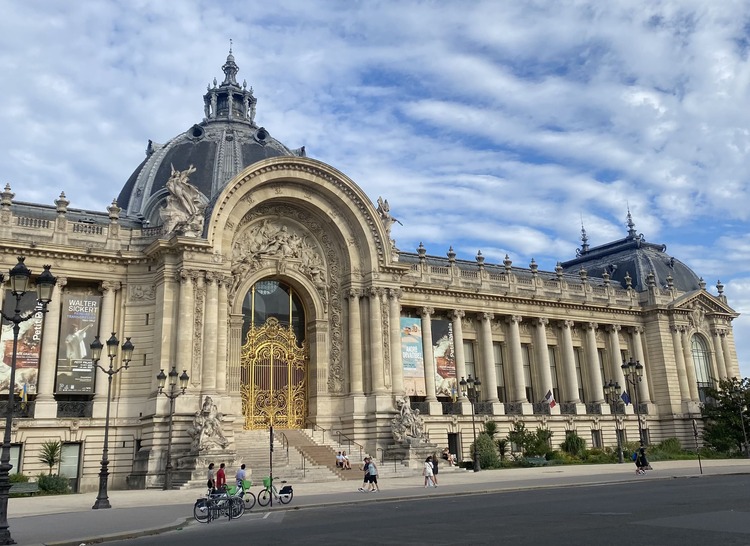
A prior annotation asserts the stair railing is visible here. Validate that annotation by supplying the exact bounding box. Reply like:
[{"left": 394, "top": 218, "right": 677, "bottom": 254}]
[
  {"left": 377, "top": 447, "right": 405, "bottom": 472},
  {"left": 305, "top": 421, "right": 328, "bottom": 444},
  {"left": 335, "top": 431, "right": 363, "bottom": 460},
  {"left": 274, "top": 429, "right": 290, "bottom": 461}
]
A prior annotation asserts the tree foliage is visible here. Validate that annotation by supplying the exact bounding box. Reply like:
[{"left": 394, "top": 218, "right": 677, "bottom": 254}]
[
  {"left": 701, "top": 377, "right": 750, "bottom": 454},
  {"left": 507, "top": 422, "right": 554, "bottom": 457}
]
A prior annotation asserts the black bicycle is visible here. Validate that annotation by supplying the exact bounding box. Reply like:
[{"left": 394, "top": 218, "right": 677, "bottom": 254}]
[{"left": 193, "top": 486, "right": 246, "bottom": 523}]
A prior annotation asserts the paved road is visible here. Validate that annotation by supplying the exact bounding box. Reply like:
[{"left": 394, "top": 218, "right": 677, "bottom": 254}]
[
  {"left": 6, "top": 459, "right": 749, "bottom": 545},
  {"left": 106, "top": 474, "right": 750, "bottom": 546}
]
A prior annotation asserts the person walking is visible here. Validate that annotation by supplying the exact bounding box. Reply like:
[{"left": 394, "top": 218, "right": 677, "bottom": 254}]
[
  {"left": 423, "top": 456, "right": 435, "bottom": 487},
  {"left": 358, "top": 457, "right": 372, "bottom": 492},
  {"left": 635, "top": 445, "right": 650, "bottom": 475},
  {"left": 235, "top": 463, "right": 247, "bottom": 485},
  {"left": 431, "top": 452, "right": 439, "bottom": 486},
  {"left": 216, "top": 462, "right": 227, "bottom": 489},
  {"left": 367, "top": 458, "right": 379, "bottom": 491},
  {"left": 206, "top": 462, "right": 216, "bottom": 491}
]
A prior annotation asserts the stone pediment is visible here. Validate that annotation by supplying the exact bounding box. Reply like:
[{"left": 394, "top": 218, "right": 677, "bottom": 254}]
[{"left": 668, "top": 291, "right": 738, "bottom": 317}]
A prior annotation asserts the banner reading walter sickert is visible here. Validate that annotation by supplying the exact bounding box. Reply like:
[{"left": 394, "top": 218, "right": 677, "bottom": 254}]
[
  {"left": 432, "top": 319, "right": 456, "bottom": 398},
  {"left": 0, "top": 292, "right": 44, "bottom": 396},
  {"left": 400, "top": 317, "right": 426, "bottom": 396},
  {"left": 56, "top": 294, "right": 101, "bottom": 394}
]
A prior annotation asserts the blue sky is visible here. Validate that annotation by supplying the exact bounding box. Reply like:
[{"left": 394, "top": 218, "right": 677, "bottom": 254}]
[{"left": 2, "top": 0, "right": 750, "bottom": 376}]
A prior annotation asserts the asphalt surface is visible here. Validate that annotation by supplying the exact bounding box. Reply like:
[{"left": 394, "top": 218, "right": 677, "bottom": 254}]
[{"left": 6, "top": 458, "right": 750, "bottom": 546}]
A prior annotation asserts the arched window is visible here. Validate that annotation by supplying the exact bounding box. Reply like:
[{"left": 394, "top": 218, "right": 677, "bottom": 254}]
[
  {"left": 242, "top": 280, "right": 305, "bottom": 344},
  {"left": 691, "top": 335, "right": 713, "bottom": 404}
]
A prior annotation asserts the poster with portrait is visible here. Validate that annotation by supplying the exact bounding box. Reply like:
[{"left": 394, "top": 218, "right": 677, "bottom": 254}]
[
  {"left": 55, "top": 294, "right": 101, "bottom": 394},
  {"left": 0, "top": 292, "right": 44, "bottom": 396},
  {"left": 400, "top": 317, "right": 426, "bottom": 396},
  {"left": 432, "top": 319, "right": 456, "bottom": 399}
]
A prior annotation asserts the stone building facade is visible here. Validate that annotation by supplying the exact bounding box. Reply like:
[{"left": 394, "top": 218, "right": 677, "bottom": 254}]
[{"left": 0, "top": 52, "right": 739, "bottom": 491}]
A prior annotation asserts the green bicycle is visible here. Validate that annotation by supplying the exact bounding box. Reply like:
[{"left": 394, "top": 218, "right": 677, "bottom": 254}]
[{"left": 257, "top": 476, "right": 293, "bottom": 506}]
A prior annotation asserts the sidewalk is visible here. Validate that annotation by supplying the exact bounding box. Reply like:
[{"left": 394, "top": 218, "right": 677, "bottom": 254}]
[{"left": 8, "top": 458, "right": 750, "bottom": 546}]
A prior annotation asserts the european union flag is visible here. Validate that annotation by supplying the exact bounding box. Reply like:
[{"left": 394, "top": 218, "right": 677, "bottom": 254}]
[{"left": 621, "top": 390, "right": 632, "bottom": 405}]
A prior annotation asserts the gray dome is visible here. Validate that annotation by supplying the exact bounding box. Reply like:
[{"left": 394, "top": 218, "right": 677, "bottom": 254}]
[
  {"left": 117, "top": 51, "right": 305, "bottom": 224},
  {"left": 560, "top": 213, "right": 702, "bottom": 292}
]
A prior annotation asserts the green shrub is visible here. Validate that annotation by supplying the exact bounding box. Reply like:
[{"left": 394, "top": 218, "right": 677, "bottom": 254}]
[
  {"left": 560, "top": 431, "right": 586, "bottom": 458},
  {"left": 483, "top": 421, "right": 499, "bottom": 438},
  {"left": 38, "top": 440, "right": 62, "bottom": 475},
  {"left": 656, "top": 437, "right": 682, "bottom": 454},
  {"left": 473, "top": 432, "right": 500, "bottom": 469},
  {"left": 38, "top": 473, "right": 70, "bottom": 495},
  {"left": 496, "top": 439, "right": 509, "bottom": 460},
  {"left": 583, "top": 448, "right": 617, "bottom": 464},
  {"left": 10, "top": 473, "right": 29, "bottom": 483}
]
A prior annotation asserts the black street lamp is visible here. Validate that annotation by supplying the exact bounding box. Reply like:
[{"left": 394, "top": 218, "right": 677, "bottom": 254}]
[
  {"left": 621, "top": 357, "right": 645, "bottom": 446},
  {"left": 156, "top": 366, "right": 189, "bottom": 490},
  {"left": 91, "top": 333, "right": 134, "bottom": 510},
  {"left": 0, "top": 257, "right": 56, "bottom": 545},
  {"left": 603, "top": 379, "right": 625, "bottom": 464},
  {"left": 730, "top": 388, "right": 750, "bottom": 458},
  {"left": 459, "top": 374, "right": 482, "bottom": 472}
]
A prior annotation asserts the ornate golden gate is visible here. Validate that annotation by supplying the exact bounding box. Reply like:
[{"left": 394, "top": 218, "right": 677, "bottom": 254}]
[{"left": 240, "top": 317, "right": 308, "bottom": 429}]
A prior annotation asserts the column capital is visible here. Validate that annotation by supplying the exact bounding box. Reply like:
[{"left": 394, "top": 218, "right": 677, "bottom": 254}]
[
  {"left": 584, "top": 322, "right": 598, "bottom": 331},
  {"left": 480, "top": 312, "right": 494, "bottom": 322},
  {"left": 712, "top": 327, "right": 727, "bottom": 337},
  {"left": 99, "top": 280, "right": 121, "bottom": 293},
  {"left": 387, "top": 287, "right": 403, "bottom": 300},
  {"left": 419, "top": 307, "right": 434, "bottom": 318},
  {"left": 605, "top": 324, "right": 621, "bottom": 333},
  {"left": 451, "top": 309, "right": 465, "bottom": 320},
  {"left": 629, "top": 325, "right": 645, "bottom": 335},
  {"left": 368, "top": 286, "right": 385, "bottom": 298},
  {"left": 533, "top": 317, "right": 549, "bottom": 327},
  {"left": 560, "top": 319, "right": 575, "bottom": 329},
  {"left": 205, "top": 271, "right": 220, "bottom": 284},
  {"left": 55, "top": 276, "right": 68, "bottom": 289},
  {"left": 347, "top": 288, "right": 361, "bottom": 300},
  {"left": 176, "top": 268, "right": 194, "bottom": 283},
  {"left": 506, "top": 315, "right": 522, "bottom": 324}
]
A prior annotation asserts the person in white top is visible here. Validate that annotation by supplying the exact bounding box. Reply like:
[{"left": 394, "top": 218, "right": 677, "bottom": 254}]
[{"left": 423, "top": 456, "right": 435, "bottom": 487}]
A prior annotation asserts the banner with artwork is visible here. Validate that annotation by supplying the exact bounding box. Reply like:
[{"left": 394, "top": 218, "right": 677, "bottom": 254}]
[
  {"left": 432, "top": 319, "right": 456, "bottom": 398},
  {"left": 55, "top": 294, "right": 101, "bottom": 394},
  {"left": 0, "top": 292, "right": 45, "bottom": 396},
  {"left": 400, "top": 317, "right": 426, "bottom": 396}
]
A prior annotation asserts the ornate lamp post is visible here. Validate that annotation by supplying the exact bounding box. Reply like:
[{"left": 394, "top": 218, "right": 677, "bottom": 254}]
[
  {"left": 459, "top": 374, "right": 482, "bottom": 472},
  {"left": 0, "top": 257, "right": 56, "bottom": 545},
  {"left": 603, "top": 379, "right": 625, "bottom": 463},
  {"left": 156, "top": 367, "right": 189, "bottom": 490},
  {"left": 621, "top": 357, "right": 645, "bottom": 446},
  {"left": 91, "top": 333, "right": 134, "bottom": 510}
]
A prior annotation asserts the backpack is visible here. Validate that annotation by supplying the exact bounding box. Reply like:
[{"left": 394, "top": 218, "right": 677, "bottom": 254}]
[{"left": 632, "top": 451, "right": 638, "bottom": 462}]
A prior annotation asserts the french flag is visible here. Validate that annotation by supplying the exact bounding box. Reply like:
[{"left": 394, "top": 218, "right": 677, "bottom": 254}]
[{"left": 544, "top": 390, "right": 557, "bottom": 408}]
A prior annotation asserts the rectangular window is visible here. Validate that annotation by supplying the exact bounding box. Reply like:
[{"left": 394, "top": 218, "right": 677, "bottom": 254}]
[
  {"left": 60, "top": 443, "right": 82, "bottom": 493},
  {"left": 493, "top": 342, "right": 506, "bottom": 403},
  {"left": 463, "top": 341, "right": 475, "bottom": 379},
  {"left": 597, "top": 348, "right": 607, "bottom": 386},
  {"left": 10, "top": 444, "right": 21, "bottom": 474},
  {"left": 548, "top": 347, "right": 561, "bottom": 402},
  {"left": 574, "top": 348, "right": 586, "bottom": 403},
  {"left": 591, "top": 430, "right": 603, "bottom": 449},
  {"left": 522, "top": 343, "right": 533, "bottom": 402}
]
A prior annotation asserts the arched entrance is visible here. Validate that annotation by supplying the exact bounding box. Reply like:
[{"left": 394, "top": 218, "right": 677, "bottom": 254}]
[{"left": 240, "top": 280, "right": 309, "bottom": 429}]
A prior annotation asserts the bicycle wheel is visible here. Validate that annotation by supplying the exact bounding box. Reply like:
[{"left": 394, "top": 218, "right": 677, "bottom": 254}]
[
  {"left": 257, "top": 488, "right": 271, "bottom": 506},
  {"left": 230, "top": 496, "right": 245, "bottom": 519},
  {"left": 279, "top": 489, "right": 293, "bottom": 504},
  {"left": 243, "top": 491, "right": 257, "bottom": 510},
  {"left": 193, "top": 499, "right": 210, "bottom": 523}
]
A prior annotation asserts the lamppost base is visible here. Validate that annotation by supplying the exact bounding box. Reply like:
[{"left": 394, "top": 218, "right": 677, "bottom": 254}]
[
  {"left": 92, "top": 498, "right": 111, "bottom": 510},
  {"left": 472, "top": 459, "right": 481, "bottom": 472},
  {"left": 0, "top": 529, "right": 16, "bottom": 545}
]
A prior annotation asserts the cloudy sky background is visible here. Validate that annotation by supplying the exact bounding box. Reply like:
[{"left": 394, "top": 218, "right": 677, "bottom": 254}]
[{"left": 3, "top": 0, "right": 750, "bottom": 376}]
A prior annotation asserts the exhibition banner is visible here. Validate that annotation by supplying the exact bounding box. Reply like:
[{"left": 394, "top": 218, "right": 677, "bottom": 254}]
[
  {"left": 56, "top": 294, "right": 101, "bottom": 394},
  {"left": 432, "top": 319, "right": 456, "bottom": 398},
  {"left": 400, "top": 317, "right": 426, "bottom": 396},
  {"left": 0, "top": 292, "right": 44, "bottom": 396}
]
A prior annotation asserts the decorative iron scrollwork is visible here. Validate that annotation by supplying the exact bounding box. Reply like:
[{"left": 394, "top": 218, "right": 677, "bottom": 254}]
[{"left": 56, "top": 400, "right": 93, "bottom": 418}]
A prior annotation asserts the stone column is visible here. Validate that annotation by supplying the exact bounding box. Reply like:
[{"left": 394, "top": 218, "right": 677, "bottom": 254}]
[
  {"left": 630, "top": 327, "right": 652, "bottom": 404},
  {"left": 533, "top": 318, "right": 554, "bottom": 397},
  {"left": 720, "top": 332, "right": 737, "bottom": 379},
  {"left": 506, "top": 315, "right": 526, "bottom": 403},
  {"left": 35, "top": 277, "right": 66, "bottom": 418},
  {"left": 452, "top": 309, "right": 467, "bottom": 401},
  {"left": 369, "top": 288, "right": 387, "bottom": 394},
  {"left": 711, "top": 328, "right": 728, "bottom": 380},
  {"left": 388, "top": 289, "right": 404, "bottom": 397},
  {"left": 670, "top": 325, "right": 690, "bottom": 401},
  {"left": 420, "top": 307, "right": 437, "bottom": 402},
  {"left": 215, "top": 275, "right": 229, "bottom": 393},
  {"left": 680, "top": 326, "right": 700, "bottom": 401},
  {"left": 94, "top": 281, "right": 118, "bottom": 404},
  {"left": 605, "top": 325, "right": 627, "bottom": 389},
  {"left": 478, "top": 313, "right": 499, "bottom": 403},
  {"left": 559, "top": 320, "right": 580, "bottom": 403},
  {"left": 202, "top": 272, "right": 218, "bottom": 394},
  {"left": 584, "top": 323, "right": 605, "bottom": 403},
  {"left": 176, "top": 270, "right": 195, "bottom": 388},
  {"left": 347, "top": 289, "right": 363, "bottom": 395}
]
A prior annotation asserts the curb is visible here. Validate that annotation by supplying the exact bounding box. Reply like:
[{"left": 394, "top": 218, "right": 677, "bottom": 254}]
[{"left": 46, "top": 516, "right": 193, "bottom": 546}]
